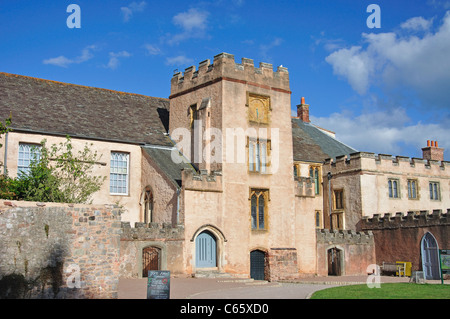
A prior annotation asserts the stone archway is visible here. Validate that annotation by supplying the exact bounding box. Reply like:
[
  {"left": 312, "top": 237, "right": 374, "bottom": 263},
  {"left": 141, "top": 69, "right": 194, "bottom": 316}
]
[
  {"left": 142, "top": 246, "right": 161, "bottom": 277},
  {"left": 421, "top": 232, "right": 440, "bottom": 280},
  {"left": 327, "top": 247, "right": 344, "bottom": 276},
  {"left": 191, "top": 224, "right": 226, "bottom": 273}
]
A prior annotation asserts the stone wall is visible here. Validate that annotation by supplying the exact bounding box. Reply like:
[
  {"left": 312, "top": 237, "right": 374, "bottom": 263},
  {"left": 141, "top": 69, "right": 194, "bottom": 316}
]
[
  {"left": 323, "top": 152, "right": 450, "bottom": 229},
  {"left": 361, "top": 210, "right": 449, "bottom": 272},
  {"left": 0, "top": 201, "right": 122, "bottom": 299},
  {"left": 119, "top": 221, "right": 185, "bottom": 277},
  {"left": 267, "top": 248, "right": 298, "bottom": 281},
  {"left": 316, "top": 229, "right": 376, "bottom": 276}
]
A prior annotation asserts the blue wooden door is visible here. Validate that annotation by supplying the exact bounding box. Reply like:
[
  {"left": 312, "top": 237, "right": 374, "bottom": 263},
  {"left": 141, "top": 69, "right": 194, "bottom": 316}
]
[
  {"left": 196, "top": 231, "right": 217, "bottom": 268},
  {"left": 421, "top": 232, "right": 440, "bottom": 280}
]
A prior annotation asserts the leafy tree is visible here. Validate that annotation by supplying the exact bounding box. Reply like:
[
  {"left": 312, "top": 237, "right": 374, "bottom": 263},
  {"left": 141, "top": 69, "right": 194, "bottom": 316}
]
[{"left": 47, "top": 137, "right": 106, "bottom": 203}]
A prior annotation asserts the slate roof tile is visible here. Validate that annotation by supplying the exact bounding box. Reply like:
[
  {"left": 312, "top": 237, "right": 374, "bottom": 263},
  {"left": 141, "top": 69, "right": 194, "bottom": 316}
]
[
  {"left": 291, "top": 118, "right": 357, "bottom": 162},
  {"left": 0, "top": 72, "right": 171, "bottom": 146}
]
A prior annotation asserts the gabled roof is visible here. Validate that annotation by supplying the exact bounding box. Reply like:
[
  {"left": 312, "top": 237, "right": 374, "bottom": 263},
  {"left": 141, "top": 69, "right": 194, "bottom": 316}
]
[
  {"left": 292, "top": 117, "right": 357, "bottom": 163},
  {"left": 0, "top": 72, "right": 171, "bottom": 146}
]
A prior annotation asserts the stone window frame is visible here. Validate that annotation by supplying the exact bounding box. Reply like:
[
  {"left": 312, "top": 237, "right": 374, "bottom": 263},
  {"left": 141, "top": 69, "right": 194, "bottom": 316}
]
[
  {"left": 309, "top": 165, "right": 321, "bottom": 195},
  {"left": 429, "top": 181, "right": 441, "bottom": 201},
  {"left": 332, "top": 189, "right": 345, "bottom": 230},
  {"left": 248, "top": 137, "right": 271, "bottom": 174},
  {"left": 407, "top": 178, "right": 419, "bottom": 200},
  {"left": 188, "top": 103, "right": 198, "bottom": 129},
  {"left": 388, "top": 178, "right": 400, "bottom": 199},
  {"left": 249, "top": 188, "right": 270, "bottom": 231},
  {"left": 315, "top": 210, "right": 322, "bottom": 229},
  {"left": 333, "top": 189, "right": 344, "bottom": 210}
]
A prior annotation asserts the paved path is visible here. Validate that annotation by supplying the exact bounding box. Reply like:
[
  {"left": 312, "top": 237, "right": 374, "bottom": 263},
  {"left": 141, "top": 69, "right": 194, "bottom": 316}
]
[{"left": 118, "top": 275, "right": 425, "bottom": 299}]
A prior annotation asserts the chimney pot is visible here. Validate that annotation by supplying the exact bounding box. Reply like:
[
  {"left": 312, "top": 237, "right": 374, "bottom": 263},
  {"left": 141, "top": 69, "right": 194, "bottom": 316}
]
[
  {"left": 296, "top": 97, "right": 310, "bottom": 123},
  {"left": 422, "top": 140, "right": 444, "bottom": 161}
]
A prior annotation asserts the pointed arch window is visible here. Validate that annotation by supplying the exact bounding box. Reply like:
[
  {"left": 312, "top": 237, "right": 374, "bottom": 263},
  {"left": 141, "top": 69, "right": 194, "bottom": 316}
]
[
  {"left": 144, "top": 186, "right": 154, "bottom": 224},
  {"left": 250, "top": 189, "right": 269, "bottom": 230}
]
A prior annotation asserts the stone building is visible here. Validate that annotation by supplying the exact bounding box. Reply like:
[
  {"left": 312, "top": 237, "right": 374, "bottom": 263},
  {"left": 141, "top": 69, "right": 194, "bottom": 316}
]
[
  {"left": 0, "top": 53, "right": 448, "bottom": 281},
  {"left": 322, "top": 146, "right": 449, "bottom": 231}
]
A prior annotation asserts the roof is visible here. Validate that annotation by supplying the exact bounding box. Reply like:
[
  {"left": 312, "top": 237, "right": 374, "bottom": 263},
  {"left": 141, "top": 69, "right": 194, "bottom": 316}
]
[
  {"left": 0, "top": 72, "right": 171, "bottom": 146},
  {"left": 141, "top": 146, "right": 194, "bottom": 188},
  {"left": 291, "top": 118, "right": 357, "bottom": 163}
]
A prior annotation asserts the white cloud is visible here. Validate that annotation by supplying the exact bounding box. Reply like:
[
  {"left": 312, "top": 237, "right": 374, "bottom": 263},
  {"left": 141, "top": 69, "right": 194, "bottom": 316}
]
[
  {"left": 121, "top": 1, "right": 147, "bottom": 22},
  {"left": 325, "top": 11, "right": 450, "bottom": 110},
  {"left": 43, "top": 45, "right": 97, "bottom": 68},
  {"left": 143, "top": 44, "right": 161, "bottom": 55},
  {"left": 311, "top": 108, "right": 450, "bottom": 158},
  {"left": 173, "top": 8, "right": 208, "bottom": 31},
  {"left": 400, "top": 16, "right": 433, "bottom": 31},
  {"left": 42, "top": 56, "right": 74, "bottom": 68},
  {"left": 105, "top": 51, "right": 132, "bottom": 70},
  {"left": 165, "top": 55, "right": 193, "bottom": 66},
  {"left": 325, "top": 46, "right": 374, "bottom": 95},
  {"left": 168, "top": 8, "right": 209, "bottom": 44},
  {"left": 311, "top": 33, "right": 346, "bottom": 52}
]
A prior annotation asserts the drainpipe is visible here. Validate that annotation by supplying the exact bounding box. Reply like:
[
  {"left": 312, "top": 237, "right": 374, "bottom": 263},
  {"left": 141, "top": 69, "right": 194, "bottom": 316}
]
[{"left": 3, "top": 131, "right": 8, "bottom": 175}]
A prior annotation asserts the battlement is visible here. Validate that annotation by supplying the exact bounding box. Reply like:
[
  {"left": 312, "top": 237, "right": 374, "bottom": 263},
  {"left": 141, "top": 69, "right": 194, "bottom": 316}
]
[
  {"left": 324, "top": 152, "right": 450, "bottom": 173},
  {"left": 170, "top": 53, "right": 290, "bottom": 97},
  {"left": 361, "top": 210, "right": 449, "bottom": 230},
  {"left": 316, "top": 228, "right": 374, "bottom": 244},
  {"left": 121, "top": 221, "right": 184, "bottom": 240},
  {"left": 181, "top": 168, "right": 223, "bottom": 192}
]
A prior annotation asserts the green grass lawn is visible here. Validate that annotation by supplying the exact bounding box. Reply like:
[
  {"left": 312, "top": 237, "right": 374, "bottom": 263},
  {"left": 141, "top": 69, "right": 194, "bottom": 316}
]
[{"left": 310, "top": 283, "right": 450, "bottom": 299}]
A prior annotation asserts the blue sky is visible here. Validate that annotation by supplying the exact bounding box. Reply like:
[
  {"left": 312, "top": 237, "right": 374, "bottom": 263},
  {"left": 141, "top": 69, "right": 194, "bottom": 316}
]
[{"left": 1, "top": 0, "right": 449, "bottom": 159}]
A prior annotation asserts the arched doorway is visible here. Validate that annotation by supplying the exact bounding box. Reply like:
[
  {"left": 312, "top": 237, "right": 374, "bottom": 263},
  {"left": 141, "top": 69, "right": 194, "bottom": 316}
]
[
  {"left": 142, "top": 246, "right": 161, "bottom": 277},
  {"left": 195, "top": 231, "right": 217, "bottom": 268},
  {"left": 421, "top": 232, "right": 440, "bottom": 280},
  {"left": 328, "top": 247, "right": 343, "bottom": 276},
  {"left": 250, "top": 250, "right": 266, "bottom": 280}
]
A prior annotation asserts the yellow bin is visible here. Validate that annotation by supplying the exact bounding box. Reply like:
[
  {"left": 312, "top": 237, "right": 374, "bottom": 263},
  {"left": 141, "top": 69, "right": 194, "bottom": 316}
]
[{"left": 396, "top": 261, "right": 412, "bottom": 277}]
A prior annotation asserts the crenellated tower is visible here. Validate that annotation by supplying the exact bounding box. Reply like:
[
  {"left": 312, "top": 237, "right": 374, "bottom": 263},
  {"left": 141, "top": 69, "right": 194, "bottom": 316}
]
[
  {"left": 169, "top": 53, "right": 298, "bottom": 278},
  {"left": 168, "top": 52, "right": 291, "bottom": 173}
]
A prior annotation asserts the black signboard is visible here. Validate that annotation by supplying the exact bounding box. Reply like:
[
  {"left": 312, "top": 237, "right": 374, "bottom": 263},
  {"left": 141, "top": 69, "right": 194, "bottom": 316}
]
[{"left": 147, "top": 270, "right": 170, "bottom": 299}]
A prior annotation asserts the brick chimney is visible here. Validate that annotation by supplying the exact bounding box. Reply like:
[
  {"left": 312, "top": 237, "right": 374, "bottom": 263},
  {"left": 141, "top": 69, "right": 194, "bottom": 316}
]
[
  {"left": 297, "top": 97, "right": 310, "bottom": 123},
  {"left": 422, "top": 140, "right": 444, "bottom": 162}
]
